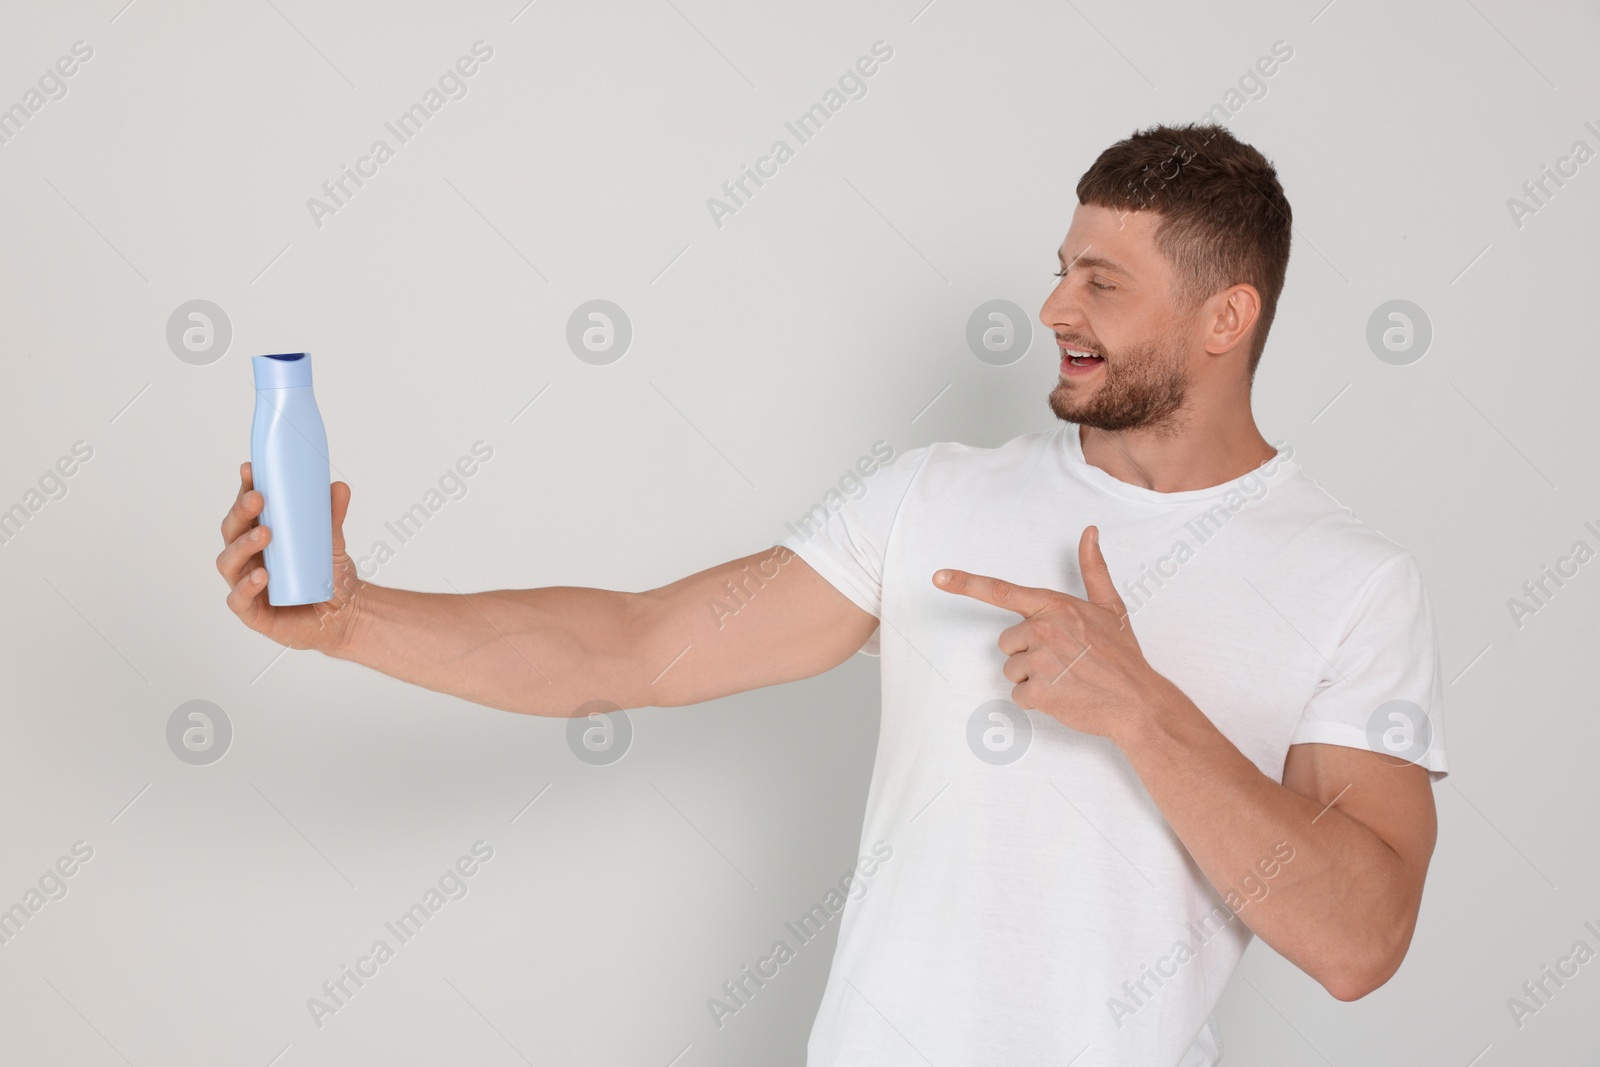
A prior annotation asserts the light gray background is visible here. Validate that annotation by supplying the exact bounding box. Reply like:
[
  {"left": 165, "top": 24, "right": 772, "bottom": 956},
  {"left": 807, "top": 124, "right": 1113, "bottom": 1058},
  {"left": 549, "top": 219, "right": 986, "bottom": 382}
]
[{"left": 1, "top": 0, "right": 1597, "bottom": 1064}]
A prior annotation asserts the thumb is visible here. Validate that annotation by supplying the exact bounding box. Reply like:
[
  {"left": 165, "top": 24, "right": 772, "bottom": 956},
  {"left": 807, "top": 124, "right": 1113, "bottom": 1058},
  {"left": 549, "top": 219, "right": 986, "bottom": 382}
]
[
  {"left": 330, "top": 481, "right": 352, "bottom": 554},
  {"left": 325, "top": 481, "right": 365, "bottom": 607},
  {"left": 1079, "top": 526, "right": 1127, "bottom": 620}
]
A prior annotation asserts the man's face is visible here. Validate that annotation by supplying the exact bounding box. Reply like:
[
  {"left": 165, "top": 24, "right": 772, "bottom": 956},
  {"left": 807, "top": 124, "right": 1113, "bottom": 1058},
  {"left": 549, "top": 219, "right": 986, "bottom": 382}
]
[{"left": 1040, "top": 204, "right": 1199, "bottom": 433}]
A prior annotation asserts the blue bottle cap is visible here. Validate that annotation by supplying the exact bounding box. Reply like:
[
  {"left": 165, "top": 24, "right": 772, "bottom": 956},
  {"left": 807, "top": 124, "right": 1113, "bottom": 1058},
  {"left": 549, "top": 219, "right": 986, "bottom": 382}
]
[{"left": 252, "top": 352, "right": 314, "bottom": 389}]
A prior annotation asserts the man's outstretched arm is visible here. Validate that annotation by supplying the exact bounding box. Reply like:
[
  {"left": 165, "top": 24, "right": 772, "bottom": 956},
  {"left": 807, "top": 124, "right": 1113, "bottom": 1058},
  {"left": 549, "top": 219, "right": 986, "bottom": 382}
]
[{"left": 217, "top": 463, "right": 878, "bottom": 716}]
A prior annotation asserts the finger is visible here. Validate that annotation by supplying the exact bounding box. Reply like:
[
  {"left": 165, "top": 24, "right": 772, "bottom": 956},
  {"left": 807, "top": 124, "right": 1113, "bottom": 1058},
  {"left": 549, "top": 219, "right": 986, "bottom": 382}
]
[
  {"left": 1002, "top": 652, "right": 1030, "bottom": 685},
  {"left": 217, "top": 524, "right": 269, "bottom": 584},
  {"left": 932, "top": 569, "right": 1056, "bottom": 617},
  {"left": 221, "top": 483, "right": 264, "bottom": 543},
  {"left": 226, "top": 563, "right": 269, "bottom": 621},
  {"left": 1078, "top": 526, "right": 1128, "bottom": 621},
  {"left": 998, "top": 620, "right": 1030, "bottom": 656}
]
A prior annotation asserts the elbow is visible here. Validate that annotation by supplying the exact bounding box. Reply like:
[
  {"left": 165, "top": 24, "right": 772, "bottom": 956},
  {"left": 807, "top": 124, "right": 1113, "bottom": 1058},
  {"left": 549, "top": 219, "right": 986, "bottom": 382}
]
[
  {"left": 1324, "top": 970, "right": 1382, "bottom": 1003},
  {"left": 1320, "top": 931, "right": 1409, "bottom": 1003},
  {"left": 1321, "top": 957, "right": 1389, "bottom": 1002}
]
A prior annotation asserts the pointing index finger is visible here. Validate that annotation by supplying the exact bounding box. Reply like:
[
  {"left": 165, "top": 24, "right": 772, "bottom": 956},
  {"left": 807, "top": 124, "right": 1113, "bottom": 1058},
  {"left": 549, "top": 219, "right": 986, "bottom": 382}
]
[{"left": 933, "top": 569, "right": 1056, "bottom": 617}]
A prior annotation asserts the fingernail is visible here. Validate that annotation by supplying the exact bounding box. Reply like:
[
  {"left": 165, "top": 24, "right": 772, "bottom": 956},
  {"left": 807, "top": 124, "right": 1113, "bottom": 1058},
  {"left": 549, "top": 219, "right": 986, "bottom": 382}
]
[{"left": 934, "top": 570, "right": 951, "bottom": 585}]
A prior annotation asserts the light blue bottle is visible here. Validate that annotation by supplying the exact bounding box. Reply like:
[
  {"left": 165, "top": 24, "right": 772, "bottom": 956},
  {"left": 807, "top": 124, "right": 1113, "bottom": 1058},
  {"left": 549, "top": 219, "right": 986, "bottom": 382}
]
[{"left": 250, "top": 352, "right": 334, "bottom": 606}]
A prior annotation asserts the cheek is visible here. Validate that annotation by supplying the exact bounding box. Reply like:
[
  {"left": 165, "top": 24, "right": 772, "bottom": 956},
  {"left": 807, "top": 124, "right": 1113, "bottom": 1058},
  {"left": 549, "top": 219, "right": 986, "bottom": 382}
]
[{"left": 1120, "top": 310, "right": 1189, "bottom": 361}]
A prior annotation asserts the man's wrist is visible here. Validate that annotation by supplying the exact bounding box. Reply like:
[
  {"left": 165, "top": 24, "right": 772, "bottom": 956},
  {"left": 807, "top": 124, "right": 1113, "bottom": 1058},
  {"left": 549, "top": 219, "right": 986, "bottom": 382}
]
[
  {"left": 319, "top": 575, "right": 376, "bottom": 660},
  {"left": 1114, "top": 671, "right": 1196, "bottom": 760}
]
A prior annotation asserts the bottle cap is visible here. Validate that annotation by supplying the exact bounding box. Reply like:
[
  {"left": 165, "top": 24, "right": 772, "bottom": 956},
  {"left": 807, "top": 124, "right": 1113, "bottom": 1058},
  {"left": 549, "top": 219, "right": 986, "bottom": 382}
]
[{"left": 252, "top": 352, "right": 314, "bottom": 389}]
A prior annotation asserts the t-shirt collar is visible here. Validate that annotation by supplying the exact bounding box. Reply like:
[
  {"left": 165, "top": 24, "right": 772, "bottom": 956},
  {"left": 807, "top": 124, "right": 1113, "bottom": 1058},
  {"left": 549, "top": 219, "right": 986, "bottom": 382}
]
[{"left": 1057, "top": 422, "right": 1295, "bottom": 506}]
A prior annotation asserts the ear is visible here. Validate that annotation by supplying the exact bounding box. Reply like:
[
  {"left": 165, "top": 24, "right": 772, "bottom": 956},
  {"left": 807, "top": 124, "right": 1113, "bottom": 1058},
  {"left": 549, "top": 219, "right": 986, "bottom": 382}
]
[{"left": 1204, "top": 282, "right": 1261, "bottom": 361}]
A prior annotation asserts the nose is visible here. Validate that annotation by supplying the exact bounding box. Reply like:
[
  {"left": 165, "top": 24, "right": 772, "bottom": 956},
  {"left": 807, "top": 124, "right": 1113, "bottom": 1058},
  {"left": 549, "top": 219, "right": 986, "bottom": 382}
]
[{"left": 1039, "top": 278, "right": 1082, "bottom": 336}]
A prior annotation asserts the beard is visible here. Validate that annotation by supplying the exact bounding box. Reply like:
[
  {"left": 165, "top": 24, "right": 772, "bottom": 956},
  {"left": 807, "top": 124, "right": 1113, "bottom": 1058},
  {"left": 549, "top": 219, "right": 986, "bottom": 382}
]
[{"left": 1047, "top": 324, "right": 1192, "bottom": 434}]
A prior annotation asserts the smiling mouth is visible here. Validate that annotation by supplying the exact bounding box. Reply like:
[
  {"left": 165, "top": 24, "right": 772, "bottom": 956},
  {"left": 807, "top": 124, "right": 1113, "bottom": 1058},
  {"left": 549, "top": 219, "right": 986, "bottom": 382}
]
[{"left": 1059, "top": 343, "right": 1105, "bottom": 368}]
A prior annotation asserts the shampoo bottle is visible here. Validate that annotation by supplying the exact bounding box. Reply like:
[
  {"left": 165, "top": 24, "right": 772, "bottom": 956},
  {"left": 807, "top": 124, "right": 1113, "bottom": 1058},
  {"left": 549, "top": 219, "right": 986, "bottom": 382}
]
[{"left": 250, "top": 352, "right": 334, "bottom": 606}]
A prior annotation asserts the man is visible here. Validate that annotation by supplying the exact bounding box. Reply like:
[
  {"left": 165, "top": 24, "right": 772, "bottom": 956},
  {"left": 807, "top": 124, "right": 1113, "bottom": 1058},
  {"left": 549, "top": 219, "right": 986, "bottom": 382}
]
[{"left": 217, "top": 123, "right": 1447, "bottom": 1065}]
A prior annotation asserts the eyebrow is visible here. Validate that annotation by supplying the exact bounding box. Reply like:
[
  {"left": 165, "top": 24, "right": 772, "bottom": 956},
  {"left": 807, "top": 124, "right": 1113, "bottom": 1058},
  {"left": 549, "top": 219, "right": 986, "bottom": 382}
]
[{"left": 1057, "top": 248, "right": 1133, "bottom": 276}]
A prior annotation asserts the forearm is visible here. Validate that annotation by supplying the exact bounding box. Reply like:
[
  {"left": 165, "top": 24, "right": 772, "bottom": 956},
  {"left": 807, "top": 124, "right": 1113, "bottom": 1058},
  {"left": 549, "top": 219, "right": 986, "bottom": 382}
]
[
  {"left": 326, "top": 580, "right": 648, "bottom": 717},
  {"left": 1117, "top": 681, "right": 1414, "bottom": 999},
  {"left": 316, "top": 545, "right": 875, "bottom": 718}
]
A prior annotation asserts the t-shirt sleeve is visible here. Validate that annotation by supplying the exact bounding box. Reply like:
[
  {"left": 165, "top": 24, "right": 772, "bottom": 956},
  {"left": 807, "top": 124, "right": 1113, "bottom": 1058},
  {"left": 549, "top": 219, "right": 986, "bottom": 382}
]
[
  {"left": 777, "top": 445, "right": 931, "bottom": 657},
  {"left": 1288, "top": 552, "right": 1449, "bottom": 782}
]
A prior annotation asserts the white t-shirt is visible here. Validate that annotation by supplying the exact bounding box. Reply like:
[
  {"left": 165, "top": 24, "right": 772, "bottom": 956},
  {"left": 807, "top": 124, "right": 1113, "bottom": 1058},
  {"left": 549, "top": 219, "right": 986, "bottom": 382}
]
[{"left": 779, "top": 421, "right": 1448, "bottom": 1067}]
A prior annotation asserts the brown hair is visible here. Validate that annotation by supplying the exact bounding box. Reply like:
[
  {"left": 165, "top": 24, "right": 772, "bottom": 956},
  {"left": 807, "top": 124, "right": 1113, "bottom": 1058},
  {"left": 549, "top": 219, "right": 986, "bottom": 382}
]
[{"left": 1076, "top": 123, "right": 1292, "bottom": 379}]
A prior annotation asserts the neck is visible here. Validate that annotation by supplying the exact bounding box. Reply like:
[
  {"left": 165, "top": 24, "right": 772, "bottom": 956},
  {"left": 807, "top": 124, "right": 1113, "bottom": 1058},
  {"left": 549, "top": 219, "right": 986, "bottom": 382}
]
[{"left": 1077, "top": 403, "right": 1277, "bottom": 493}]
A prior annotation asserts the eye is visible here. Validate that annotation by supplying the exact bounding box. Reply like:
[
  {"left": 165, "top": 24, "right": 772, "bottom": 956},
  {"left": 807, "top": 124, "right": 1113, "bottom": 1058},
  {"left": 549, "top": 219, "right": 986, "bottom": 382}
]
[{"left": 1053, "top": 268, "right": 1115, "bottom": 292}]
